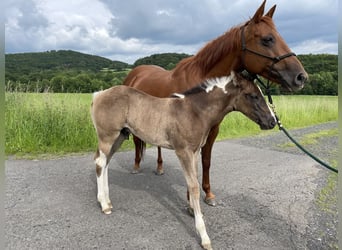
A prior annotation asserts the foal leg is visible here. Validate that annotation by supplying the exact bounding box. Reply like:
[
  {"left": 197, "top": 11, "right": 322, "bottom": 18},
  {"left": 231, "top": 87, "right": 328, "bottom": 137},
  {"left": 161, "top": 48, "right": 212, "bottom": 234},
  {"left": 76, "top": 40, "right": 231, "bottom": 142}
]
[
  {"left": 201, "top": 124, "right": 220, "bottom": 206},
  {"left": 176, "top": 149, "right": 212, "bottom": 250},
  {"left": 95, "top": 132, "right": 126, "bottom": 214},
  {"left": 95, "top": 148, "right": 112, "bottom": 214}
]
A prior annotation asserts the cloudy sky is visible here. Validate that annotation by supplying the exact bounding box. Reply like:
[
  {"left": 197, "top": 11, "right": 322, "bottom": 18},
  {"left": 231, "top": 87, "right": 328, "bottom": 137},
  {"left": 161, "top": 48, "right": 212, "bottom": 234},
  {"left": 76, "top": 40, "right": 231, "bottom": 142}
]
[{"left": 5, "top": 0, "right": 338, "bottom": 64}]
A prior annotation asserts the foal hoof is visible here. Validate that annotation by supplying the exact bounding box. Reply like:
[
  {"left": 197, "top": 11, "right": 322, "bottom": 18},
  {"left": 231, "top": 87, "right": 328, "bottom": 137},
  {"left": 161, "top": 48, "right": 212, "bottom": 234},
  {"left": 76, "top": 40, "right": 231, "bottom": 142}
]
[
  {"left": 103, "top": 208, "right": 112, "bottom": 215},
  {"left": 187, "top": 206, "right": 194, "bottom": 217},
  {"left": 204, "top": 197, "right": 216, "bottom": 207},
  {"left": 202, "top": 242, "right": 213, "bottom": 250}
]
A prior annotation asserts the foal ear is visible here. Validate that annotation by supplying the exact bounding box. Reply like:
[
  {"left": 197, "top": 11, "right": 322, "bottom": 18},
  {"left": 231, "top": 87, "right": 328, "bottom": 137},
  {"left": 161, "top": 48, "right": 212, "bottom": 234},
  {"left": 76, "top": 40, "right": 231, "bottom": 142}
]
[
  {"left": 251, "top": 0, "right": 266, "bottom": 23},
  {"left": 231, "top": 71, "right": 244, "bottom": 87},
  {"left": 265, "top": 5, "right": 276, "bottom": 18}
]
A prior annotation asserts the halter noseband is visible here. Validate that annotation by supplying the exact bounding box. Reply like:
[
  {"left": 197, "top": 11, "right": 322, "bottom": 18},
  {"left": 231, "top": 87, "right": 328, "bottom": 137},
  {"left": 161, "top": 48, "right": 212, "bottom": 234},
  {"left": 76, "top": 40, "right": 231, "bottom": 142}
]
[{"left": 240, "top": 25, "right": 296, "bottom": 65}]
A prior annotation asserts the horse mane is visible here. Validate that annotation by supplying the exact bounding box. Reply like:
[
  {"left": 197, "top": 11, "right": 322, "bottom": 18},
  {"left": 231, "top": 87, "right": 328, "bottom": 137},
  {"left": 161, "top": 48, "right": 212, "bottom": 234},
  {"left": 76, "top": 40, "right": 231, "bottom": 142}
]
[
  {"left": 172, "top": 16, "right": 276, "bottom": 78},
  {"left": 172, "top": 75, "right": 234, "bottom": 98},
  {"left": 172, "top": 23, "right": 243, "bottom": 78}
]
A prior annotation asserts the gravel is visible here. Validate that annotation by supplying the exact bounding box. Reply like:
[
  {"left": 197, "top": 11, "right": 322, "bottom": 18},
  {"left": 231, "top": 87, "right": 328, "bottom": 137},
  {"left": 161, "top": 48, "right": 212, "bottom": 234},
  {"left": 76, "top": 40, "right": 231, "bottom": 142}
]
[
  {"left": 231, "top": 121, "right": 338, "bottom": 249},
  {"left": 5, "top": 121, "right": 337, "bottom": 249}
]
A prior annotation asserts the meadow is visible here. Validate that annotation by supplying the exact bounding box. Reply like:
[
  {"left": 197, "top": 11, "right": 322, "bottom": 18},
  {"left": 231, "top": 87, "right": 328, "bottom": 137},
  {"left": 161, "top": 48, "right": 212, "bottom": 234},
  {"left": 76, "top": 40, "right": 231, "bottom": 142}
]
[{"left": 5, "top": 93, "right": 338, "bottom": 157}]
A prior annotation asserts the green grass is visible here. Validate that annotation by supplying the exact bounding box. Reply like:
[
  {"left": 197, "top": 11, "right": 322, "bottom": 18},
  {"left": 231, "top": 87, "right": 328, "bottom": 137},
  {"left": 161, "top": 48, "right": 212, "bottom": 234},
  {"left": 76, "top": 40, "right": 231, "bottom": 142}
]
[
  {"left": 217, "top": 95, "right": 337, "bottom": 140},
  {"left": 5, "top": 93, "right": 337, "bottom": 156},
  {"left": 278, "top": 128, "right": 338, "bottom": 148}
]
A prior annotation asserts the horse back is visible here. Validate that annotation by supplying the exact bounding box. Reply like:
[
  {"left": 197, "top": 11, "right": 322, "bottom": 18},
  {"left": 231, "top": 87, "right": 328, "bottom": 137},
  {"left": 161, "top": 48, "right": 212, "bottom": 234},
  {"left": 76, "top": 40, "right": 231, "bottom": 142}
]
[{"left": 123, "top": 65, "right": 199, "bottom": 97}]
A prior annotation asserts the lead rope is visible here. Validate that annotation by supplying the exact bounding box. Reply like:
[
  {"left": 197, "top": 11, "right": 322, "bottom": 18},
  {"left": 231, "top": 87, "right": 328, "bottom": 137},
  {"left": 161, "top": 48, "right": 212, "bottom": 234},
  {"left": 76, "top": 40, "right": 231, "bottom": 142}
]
[{"left": 255, "top": 75, "right": 338, "bottom": 174}]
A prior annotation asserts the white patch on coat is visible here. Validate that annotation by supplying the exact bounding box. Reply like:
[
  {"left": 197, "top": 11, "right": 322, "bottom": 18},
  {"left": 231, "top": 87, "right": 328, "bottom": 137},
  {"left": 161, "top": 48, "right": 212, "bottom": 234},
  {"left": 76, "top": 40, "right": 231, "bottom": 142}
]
[
  {"left": 95, "top": 150, "right": 107, "bottom": 168},
  {"left": 171, "top": 93, "right": 185, "bottom": 98},
  {"left": 204, "top": 75, "right": 233, "bottom": 94}
]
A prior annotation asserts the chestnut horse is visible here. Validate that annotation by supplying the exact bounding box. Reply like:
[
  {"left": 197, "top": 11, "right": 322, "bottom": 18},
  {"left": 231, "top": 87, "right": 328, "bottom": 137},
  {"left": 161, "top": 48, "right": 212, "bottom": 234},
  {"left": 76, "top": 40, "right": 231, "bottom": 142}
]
[
  {"left": 123, "top": 0, "right": 308, "bottom": 205},
  {"left": 91, "top": 72, "right": 276, "bottom": 249}
]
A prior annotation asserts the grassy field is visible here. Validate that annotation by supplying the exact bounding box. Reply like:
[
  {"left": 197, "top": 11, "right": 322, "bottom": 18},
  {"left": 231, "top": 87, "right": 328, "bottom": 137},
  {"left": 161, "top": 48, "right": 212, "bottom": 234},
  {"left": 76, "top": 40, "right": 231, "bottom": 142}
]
[
  {"left": 217, "top": 95, "right": 338, "bottom": 139},
  {"left": 5, "top": 93, "right": 338, "bottom": 157}
]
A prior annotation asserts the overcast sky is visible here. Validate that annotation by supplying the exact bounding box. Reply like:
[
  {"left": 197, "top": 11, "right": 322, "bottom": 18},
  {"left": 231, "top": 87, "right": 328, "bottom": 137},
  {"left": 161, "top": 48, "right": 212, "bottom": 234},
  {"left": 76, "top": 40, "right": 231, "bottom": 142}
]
[{"left": 5, "top": 0, "right": 338, "bottom": 64}]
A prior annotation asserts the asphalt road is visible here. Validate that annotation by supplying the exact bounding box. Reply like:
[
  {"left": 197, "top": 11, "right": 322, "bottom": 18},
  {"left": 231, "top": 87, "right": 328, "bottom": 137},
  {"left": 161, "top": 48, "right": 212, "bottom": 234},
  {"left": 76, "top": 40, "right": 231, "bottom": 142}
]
[{"left": 5, "top": 134, "right": 328, "bottom": 249}]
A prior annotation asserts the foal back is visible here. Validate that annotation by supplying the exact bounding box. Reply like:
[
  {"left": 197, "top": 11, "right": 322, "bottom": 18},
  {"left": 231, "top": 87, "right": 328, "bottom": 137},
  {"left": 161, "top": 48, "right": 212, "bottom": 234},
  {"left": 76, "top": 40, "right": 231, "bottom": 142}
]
[{"left": 92, "top": 85, "right": 185, "bottom": 149}]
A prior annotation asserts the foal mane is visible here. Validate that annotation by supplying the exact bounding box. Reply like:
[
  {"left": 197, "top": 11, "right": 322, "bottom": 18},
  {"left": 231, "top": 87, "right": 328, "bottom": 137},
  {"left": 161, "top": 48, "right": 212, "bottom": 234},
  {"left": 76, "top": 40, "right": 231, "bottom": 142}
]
[{"left": 172, "top": 76, "right": 234, "bottom": 98}]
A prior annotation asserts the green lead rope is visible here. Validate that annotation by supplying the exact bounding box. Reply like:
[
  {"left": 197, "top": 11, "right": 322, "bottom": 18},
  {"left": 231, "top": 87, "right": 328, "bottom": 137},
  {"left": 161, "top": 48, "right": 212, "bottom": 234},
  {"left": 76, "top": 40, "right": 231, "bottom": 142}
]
[
  {"left": 254, "top": 74, "right": 338, "bottom": 174},
  {"left": 275, "top": 115, "right": 338, "bottom": 174}
]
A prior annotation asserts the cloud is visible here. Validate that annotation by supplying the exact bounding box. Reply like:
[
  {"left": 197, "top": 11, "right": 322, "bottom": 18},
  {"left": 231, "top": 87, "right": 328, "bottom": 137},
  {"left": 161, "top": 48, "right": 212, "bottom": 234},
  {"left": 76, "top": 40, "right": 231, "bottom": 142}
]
[
  {"left": 104, "top": 0, "right": 230, "bottom": 44},
  {"left": 291, "top": 39, "right": 338, "bottom": 55},
  {"left": 5, "top": 0, "right": 338, "bottom": 64}
]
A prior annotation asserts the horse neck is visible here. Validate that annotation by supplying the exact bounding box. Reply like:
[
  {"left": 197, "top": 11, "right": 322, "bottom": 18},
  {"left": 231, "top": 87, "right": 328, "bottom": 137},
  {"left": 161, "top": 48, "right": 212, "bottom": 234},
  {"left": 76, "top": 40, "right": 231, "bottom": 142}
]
[
  {"left": 188, "top": 86, "right": 236, "bottom": 125},
  {"left": 173, "top": 26, "right": 243, "bottom": 81}
]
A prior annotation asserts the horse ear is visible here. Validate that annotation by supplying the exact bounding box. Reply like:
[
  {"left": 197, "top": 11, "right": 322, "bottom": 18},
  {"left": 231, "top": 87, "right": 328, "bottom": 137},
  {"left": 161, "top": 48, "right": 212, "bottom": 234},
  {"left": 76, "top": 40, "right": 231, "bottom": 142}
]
[
  {"left": 265, "top": 5, "right": 276, "bottom": 18},
  {"left": 251, "top": 0, "right": 266, "bottom": 23}
]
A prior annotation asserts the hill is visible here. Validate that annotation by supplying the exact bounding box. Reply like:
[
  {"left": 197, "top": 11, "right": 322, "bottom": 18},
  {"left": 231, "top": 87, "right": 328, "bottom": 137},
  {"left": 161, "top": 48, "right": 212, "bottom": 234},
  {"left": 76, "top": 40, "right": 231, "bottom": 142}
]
[
  {"left": 5, "top": 51, "right": 337, "bottom": 95},
  {"left": 5, "top": 50, "right": 132, "bottom": 92},
  {"left": 5, "top": 50, "right": 129, "bottom": 77},
  {"left": 134, "top": 53, "right": 191, "bottom": 69}
]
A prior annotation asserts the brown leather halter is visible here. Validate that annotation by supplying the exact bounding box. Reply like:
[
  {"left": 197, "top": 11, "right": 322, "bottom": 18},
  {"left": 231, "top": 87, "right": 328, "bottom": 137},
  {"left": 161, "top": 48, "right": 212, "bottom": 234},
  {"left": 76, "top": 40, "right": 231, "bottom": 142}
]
[{"left": 240, "top": 25, "right": 296, "bottom": 66}]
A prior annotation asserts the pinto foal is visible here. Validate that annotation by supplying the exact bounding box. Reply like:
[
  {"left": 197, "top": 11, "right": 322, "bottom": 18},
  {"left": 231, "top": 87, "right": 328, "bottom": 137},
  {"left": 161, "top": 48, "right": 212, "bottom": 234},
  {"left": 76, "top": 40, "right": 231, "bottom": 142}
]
[{"left": 91, "top": 71, "right": 276, "bottom": 249}]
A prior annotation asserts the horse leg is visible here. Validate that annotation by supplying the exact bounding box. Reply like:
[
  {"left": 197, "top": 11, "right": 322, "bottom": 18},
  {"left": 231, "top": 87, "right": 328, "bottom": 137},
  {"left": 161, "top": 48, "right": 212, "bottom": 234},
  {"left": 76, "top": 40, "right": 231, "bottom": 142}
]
[
  {"left": 176, "top": 149, "right": 212, "bottom": 250},
  {"left": 201, "top": 124, "right": 220, "bottom": 206},
  {"left": 95, "top": 131, "right": 126, "bottom": 214},
  {"left": 132, "top": 135, "right": 142, "bottom": 174},
  {"left": 155, "top": 146, "right": 164, "bottom": 175}
]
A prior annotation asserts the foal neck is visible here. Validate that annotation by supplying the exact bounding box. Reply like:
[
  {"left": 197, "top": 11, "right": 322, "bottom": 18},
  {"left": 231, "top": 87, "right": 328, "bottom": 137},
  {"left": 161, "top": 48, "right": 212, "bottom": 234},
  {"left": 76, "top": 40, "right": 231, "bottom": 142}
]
[{"left": 187, "top": 76, "right": 239, "bottom": 126}]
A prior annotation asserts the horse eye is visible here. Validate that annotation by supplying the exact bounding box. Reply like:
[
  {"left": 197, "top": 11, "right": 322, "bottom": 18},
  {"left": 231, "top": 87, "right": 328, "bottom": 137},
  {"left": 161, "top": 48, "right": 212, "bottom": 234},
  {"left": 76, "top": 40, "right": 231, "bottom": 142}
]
[{"left": 261, "top": 35, "right": 274, "bottom": 47}]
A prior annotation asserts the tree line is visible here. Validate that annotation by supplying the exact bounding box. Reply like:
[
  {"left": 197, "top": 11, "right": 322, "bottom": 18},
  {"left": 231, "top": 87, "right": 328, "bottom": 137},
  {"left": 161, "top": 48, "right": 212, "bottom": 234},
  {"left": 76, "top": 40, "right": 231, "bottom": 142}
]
[{"left": 5, "top": 50, "right": 337, "bottom": 95}]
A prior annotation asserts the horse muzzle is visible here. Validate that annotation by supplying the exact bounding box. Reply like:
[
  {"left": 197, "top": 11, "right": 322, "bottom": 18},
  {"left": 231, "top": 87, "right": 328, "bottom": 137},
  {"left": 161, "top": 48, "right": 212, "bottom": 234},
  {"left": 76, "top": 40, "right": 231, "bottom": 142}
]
[{"left": 292, "top": 72, "right": 308, "bottom": 90}]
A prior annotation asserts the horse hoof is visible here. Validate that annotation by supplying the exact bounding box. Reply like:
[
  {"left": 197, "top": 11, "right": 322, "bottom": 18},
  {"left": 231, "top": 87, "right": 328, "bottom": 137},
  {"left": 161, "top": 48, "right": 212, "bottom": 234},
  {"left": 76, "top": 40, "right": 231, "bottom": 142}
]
[
  {"left": 204, "top": 197, "right": 216, "bottom": 207},
  {"left": 131, "top": 169, "right": 140, "bottom": 174},
  {"left": 154, "top": 169, "right": 164, "bottom": 175}
]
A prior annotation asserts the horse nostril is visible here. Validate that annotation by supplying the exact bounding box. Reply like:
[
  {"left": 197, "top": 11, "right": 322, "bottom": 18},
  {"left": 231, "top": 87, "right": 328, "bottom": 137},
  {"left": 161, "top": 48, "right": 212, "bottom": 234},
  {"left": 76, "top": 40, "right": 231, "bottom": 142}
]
[{"left": 296, "top": 72, "right": 307, "bottom": 85}]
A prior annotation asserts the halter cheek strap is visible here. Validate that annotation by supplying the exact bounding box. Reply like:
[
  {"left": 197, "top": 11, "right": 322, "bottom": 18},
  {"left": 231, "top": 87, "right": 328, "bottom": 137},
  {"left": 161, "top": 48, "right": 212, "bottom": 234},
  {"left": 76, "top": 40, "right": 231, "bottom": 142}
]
[{"left": 240, "top": 25, "right": 296, "bottom": 65}]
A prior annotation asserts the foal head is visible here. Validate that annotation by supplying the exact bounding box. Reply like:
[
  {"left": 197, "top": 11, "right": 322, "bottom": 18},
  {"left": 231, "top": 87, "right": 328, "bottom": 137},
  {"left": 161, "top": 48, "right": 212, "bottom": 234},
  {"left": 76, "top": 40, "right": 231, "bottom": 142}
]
[{"left": 231, "top": 72, "right": 276, "bottom": 130}]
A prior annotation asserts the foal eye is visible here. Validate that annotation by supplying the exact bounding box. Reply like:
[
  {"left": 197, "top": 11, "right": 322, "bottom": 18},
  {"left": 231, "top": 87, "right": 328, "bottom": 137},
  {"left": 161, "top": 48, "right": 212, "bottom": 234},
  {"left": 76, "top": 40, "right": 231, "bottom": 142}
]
[
  {"left": 245, "top": 93, "right": 259, "bottom": 100},
  {"left": 261, "top": 35, "right": 275, "bottom": 47}
]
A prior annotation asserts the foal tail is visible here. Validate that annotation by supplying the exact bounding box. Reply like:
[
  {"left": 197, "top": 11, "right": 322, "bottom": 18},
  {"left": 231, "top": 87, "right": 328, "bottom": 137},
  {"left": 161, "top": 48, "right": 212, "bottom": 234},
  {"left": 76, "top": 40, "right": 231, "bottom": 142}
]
[
  {"left": 92, "top": 90, "right": 103, "bottom": 99},
  {"left": 90, "top": 90, "right": 103, "bottom": 130}
]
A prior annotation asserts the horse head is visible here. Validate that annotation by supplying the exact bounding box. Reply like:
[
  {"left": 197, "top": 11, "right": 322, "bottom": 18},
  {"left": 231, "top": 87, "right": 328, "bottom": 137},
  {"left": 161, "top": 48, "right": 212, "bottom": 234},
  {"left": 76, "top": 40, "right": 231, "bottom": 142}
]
[
  {"left": 240, "top": 0, "right": 308, "bottom": 91},
  {"left": 231, "top": 71, "right": 276, "bottom": 130}
]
